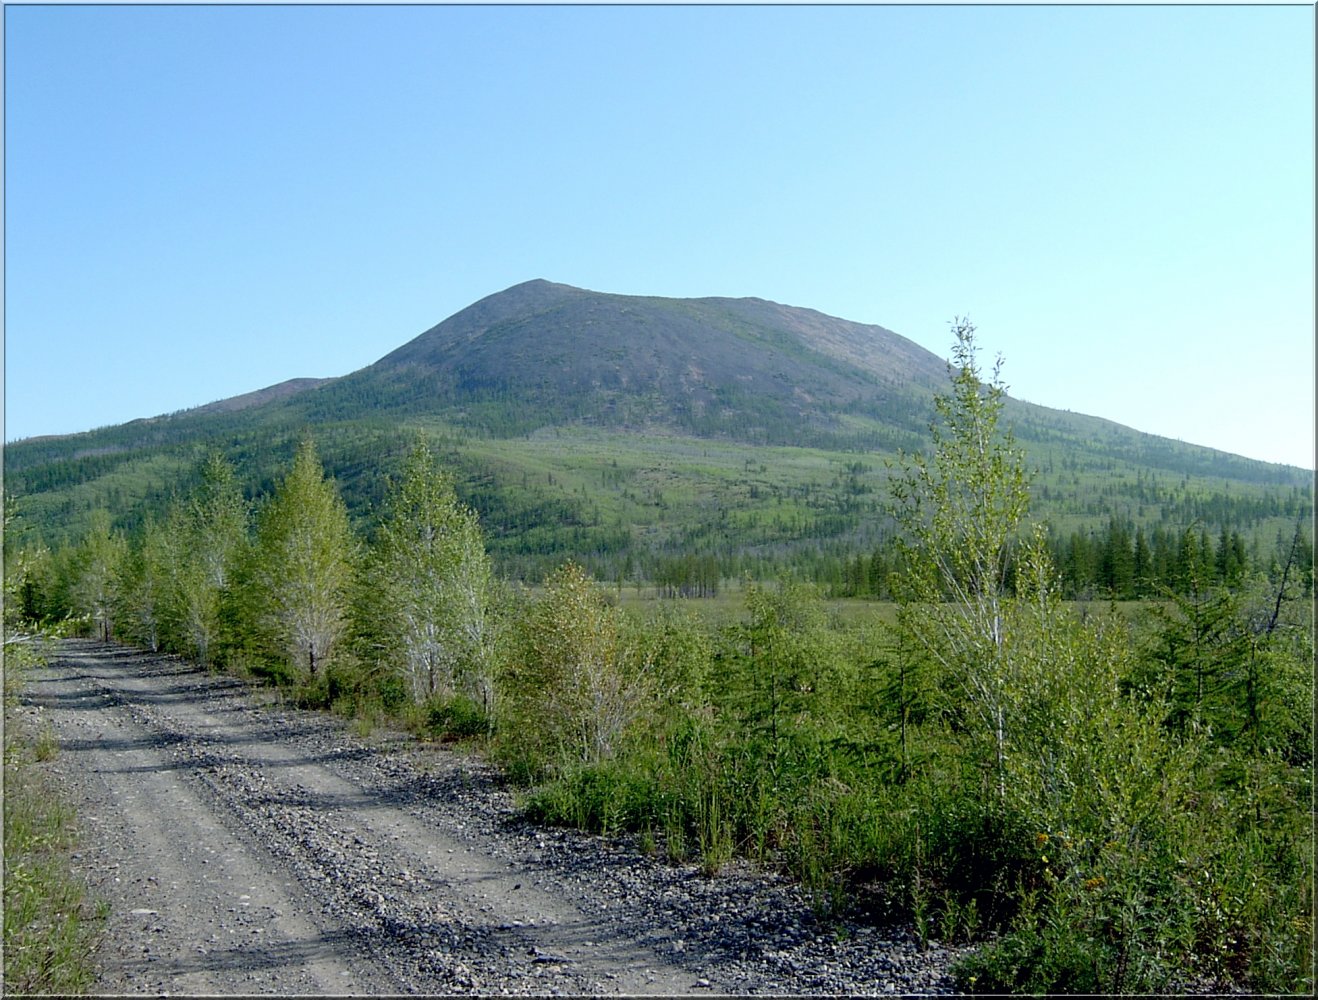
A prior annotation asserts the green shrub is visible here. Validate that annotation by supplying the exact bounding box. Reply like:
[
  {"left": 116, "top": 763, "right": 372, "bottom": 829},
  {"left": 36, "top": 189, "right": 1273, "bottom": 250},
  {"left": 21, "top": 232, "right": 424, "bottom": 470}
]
[
  {"left": 495, "top": 563, "right": 654, "bottom": 777},
  {"left": 243, "top": 653, "right": 298, "bottom": 688},
  {"left": 422, "top": 693, "right": 491, "bottom": 741},
  {"left": 293, "top": 657, "right": 373, "bottom": 712},
  {"left": 523, "top": 758, "right": 659, "bottom": 835},
  {"left": 377, "top": 672, "right": 410, "bottom": 712},
  {"left": 955, "top": 906, "right": 1104, "bottom": 995}
]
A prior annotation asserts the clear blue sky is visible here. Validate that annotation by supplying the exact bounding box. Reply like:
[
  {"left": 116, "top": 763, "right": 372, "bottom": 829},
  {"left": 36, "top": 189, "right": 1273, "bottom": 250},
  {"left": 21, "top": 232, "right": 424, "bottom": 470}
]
[{"left": 5, "top": 3, "right": 1314, "bottom": 468}]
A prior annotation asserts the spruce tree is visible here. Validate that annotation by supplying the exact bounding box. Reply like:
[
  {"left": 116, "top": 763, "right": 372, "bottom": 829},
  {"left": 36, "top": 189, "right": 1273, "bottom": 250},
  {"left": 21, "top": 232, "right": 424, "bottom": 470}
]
[
  {"left": 117, "top": 515, "right": 171, "bottom": 652},
  {"left": 71, "top": 509, "right": 125, "bottom": 640},
  {"left": 1133, "top": 526, "right": 1152, "bottom": 597}
]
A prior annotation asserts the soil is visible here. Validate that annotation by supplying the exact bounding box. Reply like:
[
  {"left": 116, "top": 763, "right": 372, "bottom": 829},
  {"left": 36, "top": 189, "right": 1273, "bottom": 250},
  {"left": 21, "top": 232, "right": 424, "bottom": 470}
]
[{"left": 14, "top": 638, "right": 972, "bottom": 995}]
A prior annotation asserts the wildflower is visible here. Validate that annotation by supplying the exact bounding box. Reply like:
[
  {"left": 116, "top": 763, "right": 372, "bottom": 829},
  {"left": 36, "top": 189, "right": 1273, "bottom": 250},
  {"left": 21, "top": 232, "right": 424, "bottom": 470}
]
[
  {"left": 1035, "top": 833, "right": 1049, "bottom": 846},
  {"left": 1083, "top": 876, "right": 1106, "bottom": 891}
]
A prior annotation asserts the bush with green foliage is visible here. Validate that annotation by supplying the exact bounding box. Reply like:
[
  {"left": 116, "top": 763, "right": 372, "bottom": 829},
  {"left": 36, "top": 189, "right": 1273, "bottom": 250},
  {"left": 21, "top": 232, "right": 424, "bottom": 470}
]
[{"left": 496, "top": 562, "right": 655, "bottom": 780}]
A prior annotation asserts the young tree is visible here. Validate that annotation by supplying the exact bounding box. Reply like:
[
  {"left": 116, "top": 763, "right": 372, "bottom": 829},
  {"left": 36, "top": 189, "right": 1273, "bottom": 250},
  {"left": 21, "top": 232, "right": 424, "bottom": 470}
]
[
  {"left": 2, "top": 495, "right": 53, "bottom": 640},
  {"left": 737, "top": 578, "right": 833, "bottom": 772},
  {"left": 506, "top": 562, "right": 652, "bottom": 768},
  {"left": 369, "top": 442, "right": 495, "bottom": 712},
  {"left": 116, "top": 515, "right": 172, "bottom": 652},
  {"left": 70, "top": 509, "right": 126, "bottom": 640},
  {"left": 163, "top": 453, "right": 249, "bottom": 664},
  {"left": 887, "top": 318, "right": 1030, "bottom": 797},
  {"left": 249, "top": 438, "right": 355, "bottom": 676}
]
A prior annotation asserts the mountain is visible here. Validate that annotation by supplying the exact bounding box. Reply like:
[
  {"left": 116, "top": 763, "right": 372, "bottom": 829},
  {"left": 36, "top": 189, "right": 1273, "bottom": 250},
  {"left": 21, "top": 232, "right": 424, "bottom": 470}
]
[
  {"left": 373, "top": 279, "right": 946, "bottom": 388},
  {"left": 270, "top": 279, "right": 947, "bottom": 449},
  {"left": 5, "top": 280, "right": 1311, "bottom": 582}
]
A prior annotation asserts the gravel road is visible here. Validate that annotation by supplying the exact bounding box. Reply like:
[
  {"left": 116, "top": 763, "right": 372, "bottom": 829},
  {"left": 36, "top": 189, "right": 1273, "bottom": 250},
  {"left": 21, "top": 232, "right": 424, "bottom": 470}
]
[{"left": 15, "top": 638, "right": 972, "bottom": 995}]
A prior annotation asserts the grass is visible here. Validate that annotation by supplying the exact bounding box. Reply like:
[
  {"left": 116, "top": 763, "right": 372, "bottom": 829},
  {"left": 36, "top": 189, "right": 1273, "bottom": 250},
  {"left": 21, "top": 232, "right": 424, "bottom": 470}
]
[{"left": 3, "top": 649, "right": 104, "bottom": 994}]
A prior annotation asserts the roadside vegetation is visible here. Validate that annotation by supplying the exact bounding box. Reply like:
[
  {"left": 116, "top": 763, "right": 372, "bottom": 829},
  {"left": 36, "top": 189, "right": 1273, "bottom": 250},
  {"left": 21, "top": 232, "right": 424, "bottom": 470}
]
[
  {"left": 3, "top": 532, "right": 104, "bottom": 994},
  {"left": 4, "top": 326, "right": 1312, "bottom": 994}
]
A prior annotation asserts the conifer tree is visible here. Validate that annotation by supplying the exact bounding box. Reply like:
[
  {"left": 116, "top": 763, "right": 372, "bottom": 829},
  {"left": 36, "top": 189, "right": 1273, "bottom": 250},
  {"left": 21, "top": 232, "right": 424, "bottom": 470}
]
[
  {"left": 117, "top": 515, "right": 171, "bottom": 652},
  {"left": 165, "top": 453, "right": 248, "bottom": 664},
  {"left": 1133, "top": 526, "right": 1151, "bottom": 596},
  {"left": 250, "top": 438, "right": 355, "bottom": 675},
  {"left": 741, "top": 579, "right": 826, "bottom": 764}
]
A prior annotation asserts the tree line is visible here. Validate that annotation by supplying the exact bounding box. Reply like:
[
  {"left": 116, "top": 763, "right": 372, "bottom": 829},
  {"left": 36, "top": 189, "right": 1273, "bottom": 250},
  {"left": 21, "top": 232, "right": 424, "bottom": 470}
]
[
  {"left": 828, "top": 514, "right": 1313, "bottom": 602},
  {"left": 7, "top": 440, "right": 497, "bottom": 714}
]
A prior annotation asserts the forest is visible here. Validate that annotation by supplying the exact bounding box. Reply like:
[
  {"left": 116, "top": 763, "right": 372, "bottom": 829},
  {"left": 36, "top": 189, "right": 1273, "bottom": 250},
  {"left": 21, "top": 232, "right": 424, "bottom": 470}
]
[{"left": 3, "top": 324, "right": 1312, "bottom": 994}]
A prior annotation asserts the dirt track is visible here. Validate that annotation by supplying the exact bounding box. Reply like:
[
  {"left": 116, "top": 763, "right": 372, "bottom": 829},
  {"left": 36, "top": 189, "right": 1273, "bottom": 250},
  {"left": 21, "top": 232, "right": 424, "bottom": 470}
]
[{"left": 15, "top": 638, "right": 967, "bottom": 995}]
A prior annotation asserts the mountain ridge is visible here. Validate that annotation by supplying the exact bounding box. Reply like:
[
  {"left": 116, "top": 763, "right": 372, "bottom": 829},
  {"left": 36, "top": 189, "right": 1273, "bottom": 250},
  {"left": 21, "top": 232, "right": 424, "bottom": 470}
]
[{"left": 213, "top": 279, "right": 1307, "bottom": 478}]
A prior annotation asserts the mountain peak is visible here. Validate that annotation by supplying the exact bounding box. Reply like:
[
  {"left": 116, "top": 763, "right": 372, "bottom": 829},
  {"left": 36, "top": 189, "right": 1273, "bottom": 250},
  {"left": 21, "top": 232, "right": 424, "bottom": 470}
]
[{"left": 332, "top": 281, "right": 950, "bottom": 447}]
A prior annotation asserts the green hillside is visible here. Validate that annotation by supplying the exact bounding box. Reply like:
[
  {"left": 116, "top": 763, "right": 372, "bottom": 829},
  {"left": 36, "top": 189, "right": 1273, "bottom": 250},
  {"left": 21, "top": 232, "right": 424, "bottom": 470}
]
[{"left": 5, "top": 280, "right": 1311, "bottom": 587}]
